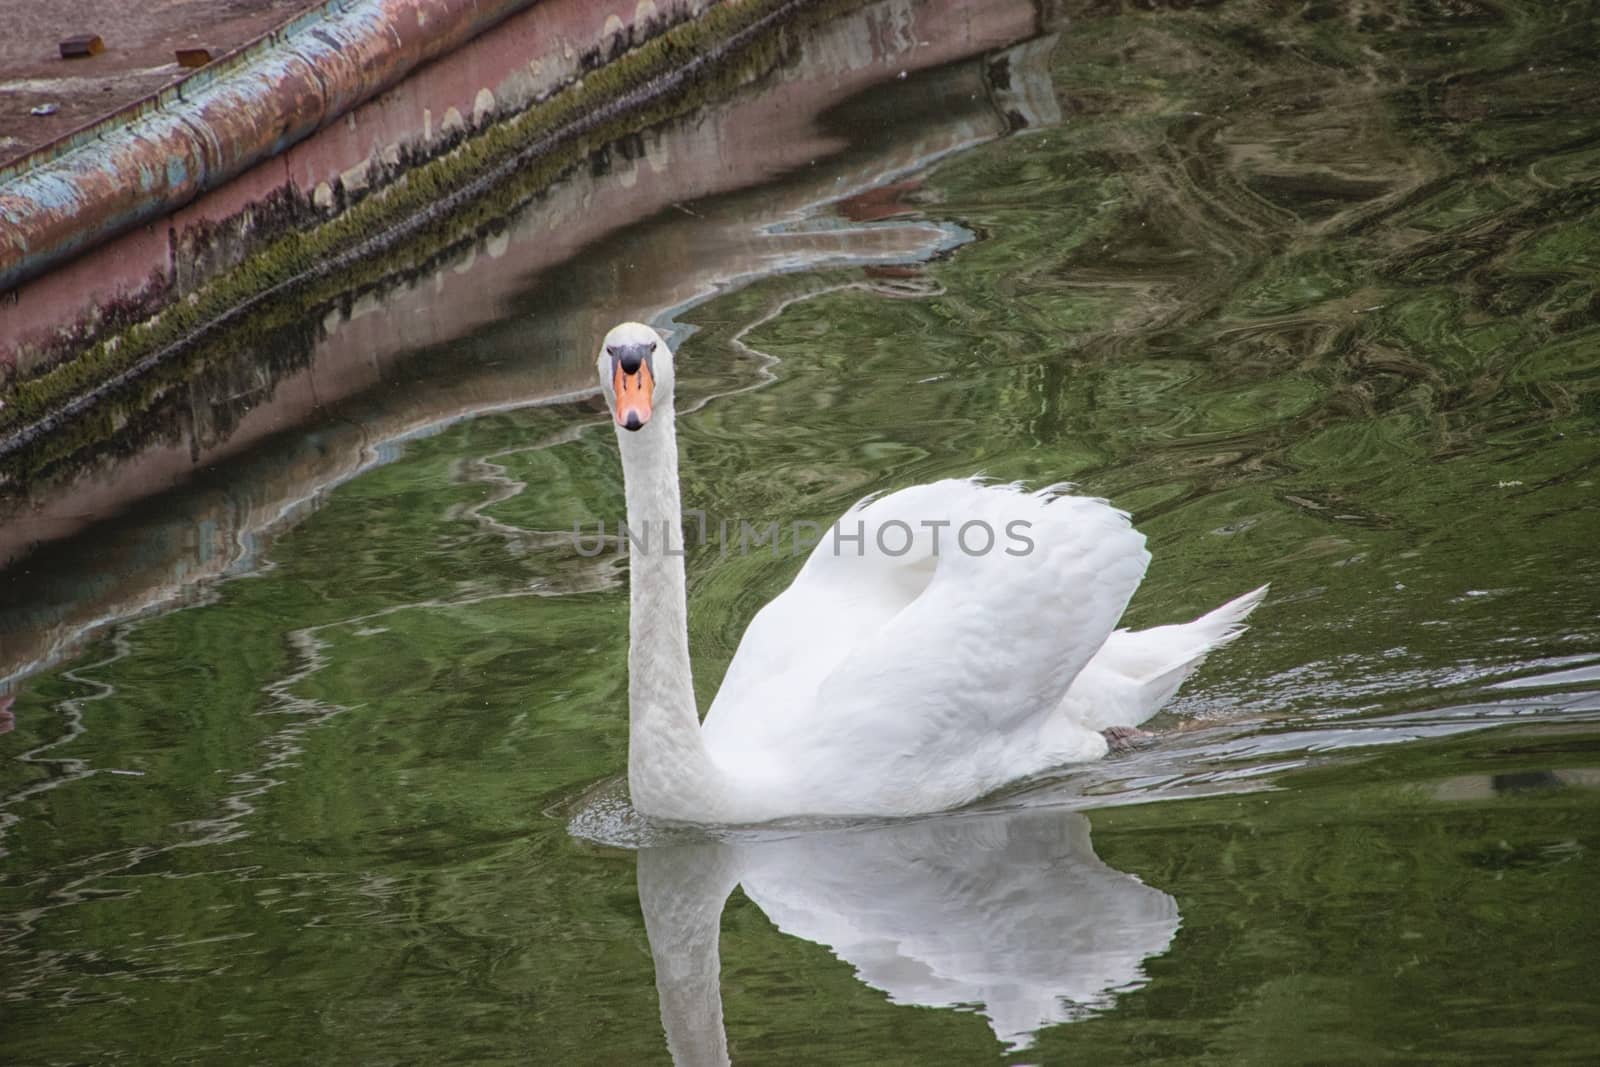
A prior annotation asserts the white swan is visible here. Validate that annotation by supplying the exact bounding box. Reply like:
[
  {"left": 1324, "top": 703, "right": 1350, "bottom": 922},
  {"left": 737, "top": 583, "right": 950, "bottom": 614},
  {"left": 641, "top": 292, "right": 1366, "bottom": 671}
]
[{"left": 598, "top": 321, "right": 1265, "bottom": 823}]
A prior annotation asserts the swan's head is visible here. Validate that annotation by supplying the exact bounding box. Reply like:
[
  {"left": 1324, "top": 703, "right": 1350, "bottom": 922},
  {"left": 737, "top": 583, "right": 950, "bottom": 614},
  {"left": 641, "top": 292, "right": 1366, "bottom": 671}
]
[{"left": 598, "top": 321, "right": 672, "bottom": 432}]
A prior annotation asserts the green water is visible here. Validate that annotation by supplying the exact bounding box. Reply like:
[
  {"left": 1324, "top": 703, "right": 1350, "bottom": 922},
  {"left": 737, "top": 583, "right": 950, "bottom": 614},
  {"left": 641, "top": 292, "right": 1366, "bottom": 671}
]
[{"left": 4, "top": 2, "right": 1600, "bottom": 1062}]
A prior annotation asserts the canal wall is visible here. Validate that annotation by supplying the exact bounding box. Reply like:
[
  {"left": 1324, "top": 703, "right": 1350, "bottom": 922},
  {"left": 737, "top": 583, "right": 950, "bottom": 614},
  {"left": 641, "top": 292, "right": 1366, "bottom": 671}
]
[
  {"left": 0, "top": 0, "right": 714, "bottom": 359},
  {"left": 0, "top": 0, "right": 876, "bottom": 488}
]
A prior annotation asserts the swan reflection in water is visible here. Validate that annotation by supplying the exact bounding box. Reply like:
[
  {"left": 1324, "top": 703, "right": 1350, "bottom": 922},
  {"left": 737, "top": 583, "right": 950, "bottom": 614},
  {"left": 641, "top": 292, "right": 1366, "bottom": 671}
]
[{"left": 635, "top": 806, "right": 1179, "bottom": 1063}]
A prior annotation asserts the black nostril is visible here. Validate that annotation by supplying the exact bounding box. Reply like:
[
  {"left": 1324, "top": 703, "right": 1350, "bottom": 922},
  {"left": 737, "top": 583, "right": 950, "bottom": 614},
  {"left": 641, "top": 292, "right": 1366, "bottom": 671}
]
[{"left": 623, "top": 412, "right": 643, "bottom": 431}]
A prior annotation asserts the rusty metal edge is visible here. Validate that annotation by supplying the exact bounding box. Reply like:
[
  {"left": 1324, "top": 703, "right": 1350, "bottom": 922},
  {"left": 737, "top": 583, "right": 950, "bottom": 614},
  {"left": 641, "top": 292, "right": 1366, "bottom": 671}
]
[{"left": 0, "top": 0, "right": 540, "bottom": 294}]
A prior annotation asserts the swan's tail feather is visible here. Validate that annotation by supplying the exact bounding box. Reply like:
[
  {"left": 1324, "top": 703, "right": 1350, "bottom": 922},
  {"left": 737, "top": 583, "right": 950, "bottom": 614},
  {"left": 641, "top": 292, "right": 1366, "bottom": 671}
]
[
  {"left": 1135, "top": 583, "right": 1268, "bottom": 706},
  {"left": 1186, "top": 583, "right": 1270, "bottom": 652},
  {"left": 1072, "top": 584, "right": 1268, "bottom": 729}
]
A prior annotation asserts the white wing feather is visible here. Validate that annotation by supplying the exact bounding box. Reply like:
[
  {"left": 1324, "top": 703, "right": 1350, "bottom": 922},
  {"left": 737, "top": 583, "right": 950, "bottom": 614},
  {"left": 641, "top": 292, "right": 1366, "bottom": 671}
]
[{"left": 702, "top": 479, "right": 1150, "bottom": 815}]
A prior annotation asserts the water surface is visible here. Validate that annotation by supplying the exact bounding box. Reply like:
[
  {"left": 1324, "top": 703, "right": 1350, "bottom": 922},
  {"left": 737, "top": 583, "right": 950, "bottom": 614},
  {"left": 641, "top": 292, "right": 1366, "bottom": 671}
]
[{"left": 3, "top": 1, "right": 1599, "bottom": 1062}]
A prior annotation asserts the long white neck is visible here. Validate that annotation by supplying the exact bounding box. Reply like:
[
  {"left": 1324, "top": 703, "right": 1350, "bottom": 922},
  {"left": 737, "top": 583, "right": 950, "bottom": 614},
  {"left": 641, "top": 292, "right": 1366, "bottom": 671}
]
[{"left": 617, "top": 399, "right": 727, "bottom": 821}]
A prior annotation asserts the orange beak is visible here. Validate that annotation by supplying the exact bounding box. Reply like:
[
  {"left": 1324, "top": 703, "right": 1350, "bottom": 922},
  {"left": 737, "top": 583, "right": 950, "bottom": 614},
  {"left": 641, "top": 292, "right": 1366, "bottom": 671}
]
[{"left": 613, "top": 360, "right": 654, "bottom": 431}]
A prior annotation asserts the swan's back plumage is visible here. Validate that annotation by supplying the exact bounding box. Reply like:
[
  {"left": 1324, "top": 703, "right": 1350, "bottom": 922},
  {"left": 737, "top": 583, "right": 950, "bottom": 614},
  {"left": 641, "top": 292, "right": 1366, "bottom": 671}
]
[{"left": 700, "top": 479, "right": 1150, "bottom": 817}]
